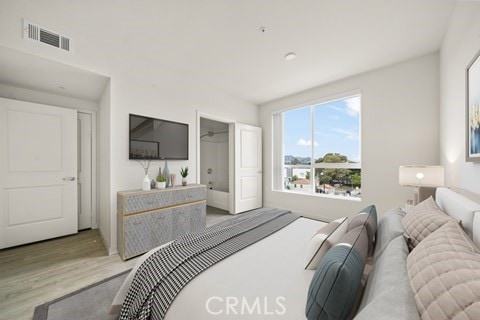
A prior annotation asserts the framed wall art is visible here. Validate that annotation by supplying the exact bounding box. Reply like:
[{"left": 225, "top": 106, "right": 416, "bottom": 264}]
[{"left": 466, "top": 49, "right": 480, "bottom": 162}]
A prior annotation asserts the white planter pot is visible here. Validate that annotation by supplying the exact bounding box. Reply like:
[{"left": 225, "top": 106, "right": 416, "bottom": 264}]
[
  {"left": 182, "top": 177, "right": 187, "bottom": 186},
  {"left": 156, "top": 181, "right": 166, "bottom": 189}
]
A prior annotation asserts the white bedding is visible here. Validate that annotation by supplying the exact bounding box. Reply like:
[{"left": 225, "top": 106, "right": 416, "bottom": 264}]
[{"left": 112, "top": 217, "right": 325, "bottom": 319}]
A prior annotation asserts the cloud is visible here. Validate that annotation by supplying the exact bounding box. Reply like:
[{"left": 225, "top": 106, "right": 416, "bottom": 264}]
[
  {"left": 333, "top": 128, "right": 359, "bottom": 140},
  {"left": 326, "top": 105, "right": 343, "bottom": 113},
  {"left": 325, "top": 96, "right": 360, "bottom": 117},
  {"left": 297, "top": 138, "right": 319, "bottom": 146},
  {"left": 345, "top": 96, "right": 360, "bottom": 116}
]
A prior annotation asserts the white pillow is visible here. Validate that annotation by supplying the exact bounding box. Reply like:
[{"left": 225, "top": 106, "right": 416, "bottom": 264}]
[{"left": 304, "top": 217, "right": 349, "bottom": 270}]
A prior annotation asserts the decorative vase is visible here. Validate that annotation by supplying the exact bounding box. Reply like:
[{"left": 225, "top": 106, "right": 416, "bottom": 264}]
[
  {"left": 162, "top": 161, "right": 170, "bottom": 187},
  {"left": 142, "top": 175, "right": 151, "bottom": 191},
  {"left": 170, "top": 174, "right": 176, "bottom": 187},
  {"left": 182, "top": 177, "right": 187, "bottom": 186},
  {"left": 156, "top": 181, "right": 166, "bottom": 189}
]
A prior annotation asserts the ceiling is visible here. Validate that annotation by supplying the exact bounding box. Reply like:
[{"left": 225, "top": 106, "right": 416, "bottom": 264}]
[
  {"left": 0, "top": 0, "right": 457, "bottom": 105},
  {"left": 0, "top": 46, "right": 109, "bottom": 101}
]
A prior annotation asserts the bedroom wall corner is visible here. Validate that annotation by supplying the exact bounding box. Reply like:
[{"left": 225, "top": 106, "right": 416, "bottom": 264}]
[
  {"left": 98, "top": 81, "right": 113, "bottom": 253},
  {"left": 440, "top": 2, "right": 480, "bottom": 195},
  {"left": 260, "top": 53, "right": 440, "bottom": 221}
]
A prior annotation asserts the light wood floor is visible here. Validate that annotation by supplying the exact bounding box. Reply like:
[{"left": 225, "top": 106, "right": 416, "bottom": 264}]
[
  {"left": 0, "top": 230, "right": 138, "bottom": 320},
  {"left": 0, "top": 206, "right": 233, "bottom": 320}
]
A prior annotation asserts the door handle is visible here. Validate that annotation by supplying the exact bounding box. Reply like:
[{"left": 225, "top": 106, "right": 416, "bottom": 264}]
[
  {"left": 257, "top": 170, "right": 263, "bottom": 174},
  {"left": 63, "top": 177, "right": 76, "bottom": 181}
]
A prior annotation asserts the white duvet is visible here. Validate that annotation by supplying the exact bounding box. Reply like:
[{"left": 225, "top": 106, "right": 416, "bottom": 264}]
[{"left": 111, "top": 217, "right": 325, "bottom": 319}]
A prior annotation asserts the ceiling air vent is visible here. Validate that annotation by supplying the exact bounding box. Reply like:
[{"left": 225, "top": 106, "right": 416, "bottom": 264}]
[{"left": 23, "top": 20, "right": 72, "bottom": 52}]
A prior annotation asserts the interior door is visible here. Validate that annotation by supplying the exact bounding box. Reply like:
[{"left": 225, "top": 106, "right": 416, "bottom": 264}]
[
  {"left": 78, "top": 112, "right": 92, "bottom": 230},
  {"left": 234, "top": 123, "right": 262, "bottom": 213},
  {"left": 0, "top": 97, "right": 77, "bottom": 249}
]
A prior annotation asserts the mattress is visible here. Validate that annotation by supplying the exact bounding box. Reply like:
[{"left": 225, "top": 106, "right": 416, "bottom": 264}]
[{"left": 112, "top": 217, "right": 325, "bottom": 319}]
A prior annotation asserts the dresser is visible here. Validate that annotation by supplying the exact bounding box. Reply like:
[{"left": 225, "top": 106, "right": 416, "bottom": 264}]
[{"left": 117, "top": 184, "right": 206, "bottom": 260}]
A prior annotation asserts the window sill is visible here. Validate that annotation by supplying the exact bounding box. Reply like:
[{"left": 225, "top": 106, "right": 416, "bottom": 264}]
[{"left": 273, "top": 189, "right": 362, "bottom": 202}]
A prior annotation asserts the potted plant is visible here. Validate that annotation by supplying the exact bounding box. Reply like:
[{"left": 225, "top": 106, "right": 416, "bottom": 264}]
[
  {"left": 156, "top": 175, "right": 166, "bottom": 189},
  {"left": 180, "top": 166, "right": 188, "bottom": 186}
]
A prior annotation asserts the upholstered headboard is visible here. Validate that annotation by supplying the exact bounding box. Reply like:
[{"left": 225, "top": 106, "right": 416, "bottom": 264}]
[{"left": 435, "top": 187, "right": 480, "bottom": 247}]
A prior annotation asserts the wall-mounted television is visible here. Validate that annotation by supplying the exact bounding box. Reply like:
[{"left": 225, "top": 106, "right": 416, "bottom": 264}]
[{"left": 129, "top": 114, "right": 188, "bottom": 160}]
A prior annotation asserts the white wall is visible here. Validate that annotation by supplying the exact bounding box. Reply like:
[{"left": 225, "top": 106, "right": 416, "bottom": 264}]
[
  {"left": 440, "top": 3, "right": 480, "bottom": 194},
  {"left": 98, "top": 81, "right": 112, "bottom": 252},
  {"left": 0, "top": 2, "right": 260, "bottom": 253},
  {"left": 200, "top": 125, "right": 229, "bottom": 192},
  {"left": 105, "top": 80, "right": 257, "bottom": 253},
  {"left": 260, "top": 54, "right": 440, "bottom": 221},
  {"left": 0, "top": 83, "right": 98, "bottom": 111}
]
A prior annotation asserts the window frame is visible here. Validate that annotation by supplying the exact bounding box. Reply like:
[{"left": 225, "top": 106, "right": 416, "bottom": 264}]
[{"left": 272, "top": 91, "right": 362, "bottom": 200}]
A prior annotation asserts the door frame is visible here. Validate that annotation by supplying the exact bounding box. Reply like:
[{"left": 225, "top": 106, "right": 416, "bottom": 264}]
[
  {"left": 196, "top": 111, "right": 235, "bottom": 214},
  {"left": 78, "top": 109, "right": 98, "bottom": 229}
]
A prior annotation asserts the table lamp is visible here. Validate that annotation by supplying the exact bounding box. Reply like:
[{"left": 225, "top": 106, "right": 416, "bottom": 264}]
[{"left": 399, "top": 165, "right": 445, "bottom": 204}]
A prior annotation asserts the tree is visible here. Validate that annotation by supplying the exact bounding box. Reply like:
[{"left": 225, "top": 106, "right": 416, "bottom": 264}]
[
  {"left": 306, "top": 171, "right": 310, "bottom": 180},
  {"left": 315, "top": 153, "right": 360, "bottom": 187},
  {"left": 291, "top": 175, "right": 298, "bottom": 182},
  {"left": 291, "top": 158, "right": 300, "bottom": 165},
  {"left": 351, "top": 172, "right": 361, "bottom": 187},
  {"left": 315, "top": 153, "right": 347, "bottom": 164}
]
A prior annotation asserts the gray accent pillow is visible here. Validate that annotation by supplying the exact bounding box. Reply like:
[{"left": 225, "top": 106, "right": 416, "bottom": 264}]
[
  {"left": 373, "top": 207, "right": 406, "bottom": 261},
  {"left": 306, "top": 226, "right": 368, "bottom": 320},
  {"left": 355, "top": 236, "right": 420, "bottom": 320},
  {"left": 348, "top": 205, "right": 377, "bottom": 255}
]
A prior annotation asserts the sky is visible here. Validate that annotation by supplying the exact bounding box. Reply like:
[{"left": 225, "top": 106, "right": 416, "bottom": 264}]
[{"left": 284, "top": 95, "right": 360, "bottom": 162}]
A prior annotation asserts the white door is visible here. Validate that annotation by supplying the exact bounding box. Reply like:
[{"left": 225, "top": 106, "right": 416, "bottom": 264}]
[
  {"left": 0, "top": 97, "right": 77, "bottom": 249},
  {"left": 234, "top": 123, "right": 262, "bottom": 213},
  {"left": 78, "top": 112, "right": 92, "bottom": 230}
]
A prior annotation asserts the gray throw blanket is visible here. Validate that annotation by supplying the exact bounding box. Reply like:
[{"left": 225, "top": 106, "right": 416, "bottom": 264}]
[{"left": 119, "top": 207, "right": 299, "bottom": 320}]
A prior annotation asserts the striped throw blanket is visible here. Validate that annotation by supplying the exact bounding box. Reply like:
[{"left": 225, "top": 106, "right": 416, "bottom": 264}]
[{"left": 119, "top": 207, "right": 299, "bottom": 320}]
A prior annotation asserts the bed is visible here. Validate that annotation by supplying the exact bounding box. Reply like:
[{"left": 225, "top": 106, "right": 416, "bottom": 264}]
[{"left": 111, "top": 187, "right": 480, "bottom": 320}]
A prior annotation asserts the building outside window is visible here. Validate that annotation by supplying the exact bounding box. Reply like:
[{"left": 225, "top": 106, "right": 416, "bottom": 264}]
[{"left": 272, "top": 93, "right": 361, "bottom": 200}]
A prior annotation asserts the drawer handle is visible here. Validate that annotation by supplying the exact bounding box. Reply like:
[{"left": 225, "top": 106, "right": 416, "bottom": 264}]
[{"left": 133, "top": 221, "right": 142, "bottom": 225}]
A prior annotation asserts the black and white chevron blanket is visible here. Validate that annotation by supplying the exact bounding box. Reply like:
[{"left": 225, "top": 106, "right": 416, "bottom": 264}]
[{"left": 119, "top": 207, "right": 299, "bottom": 320}]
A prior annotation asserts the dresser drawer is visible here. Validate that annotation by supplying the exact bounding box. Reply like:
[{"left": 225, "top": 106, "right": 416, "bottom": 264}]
[
  {"left": 119, "top": 185, "right": 206, "bottom": 215},
  {"left": 123, "top": 209, "right": 174, "bottom": 259},
  {"left": 171, "top": 202, "right": 206, "bottom": 236},
  {"left": 117, "top": 185, "right": 206, "bottom": 260}
]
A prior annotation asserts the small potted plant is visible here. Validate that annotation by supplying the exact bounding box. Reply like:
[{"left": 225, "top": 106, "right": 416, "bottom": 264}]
[
  {"left": 180, "top": 166, "right": 188, "bottom": 186},
  {"left": 156, "top": 175, "right": 166, "bottom": 189}
]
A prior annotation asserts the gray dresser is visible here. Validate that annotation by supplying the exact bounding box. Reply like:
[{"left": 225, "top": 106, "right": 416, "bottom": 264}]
[{"left": 117, "top": 184, "right": 206, "bottom": 260}]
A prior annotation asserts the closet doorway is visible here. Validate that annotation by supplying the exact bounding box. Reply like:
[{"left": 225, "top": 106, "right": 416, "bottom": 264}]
[{"left": 77, "top": 111, "right": 96, "bottom": 230}]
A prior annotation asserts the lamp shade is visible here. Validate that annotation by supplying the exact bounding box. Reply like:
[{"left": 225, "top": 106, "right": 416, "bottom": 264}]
[{"left": 399, "top": 165, "right": 444, "bottom": 187}]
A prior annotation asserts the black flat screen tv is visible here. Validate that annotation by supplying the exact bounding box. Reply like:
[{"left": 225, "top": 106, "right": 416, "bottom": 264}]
[{"left": 129, "top": 114, "right": 188, "bottom": 160}]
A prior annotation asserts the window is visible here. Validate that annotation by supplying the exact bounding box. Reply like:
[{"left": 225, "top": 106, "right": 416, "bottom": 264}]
[{"left": 272, "top": 94, "right": 361, "bottom": 200}]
